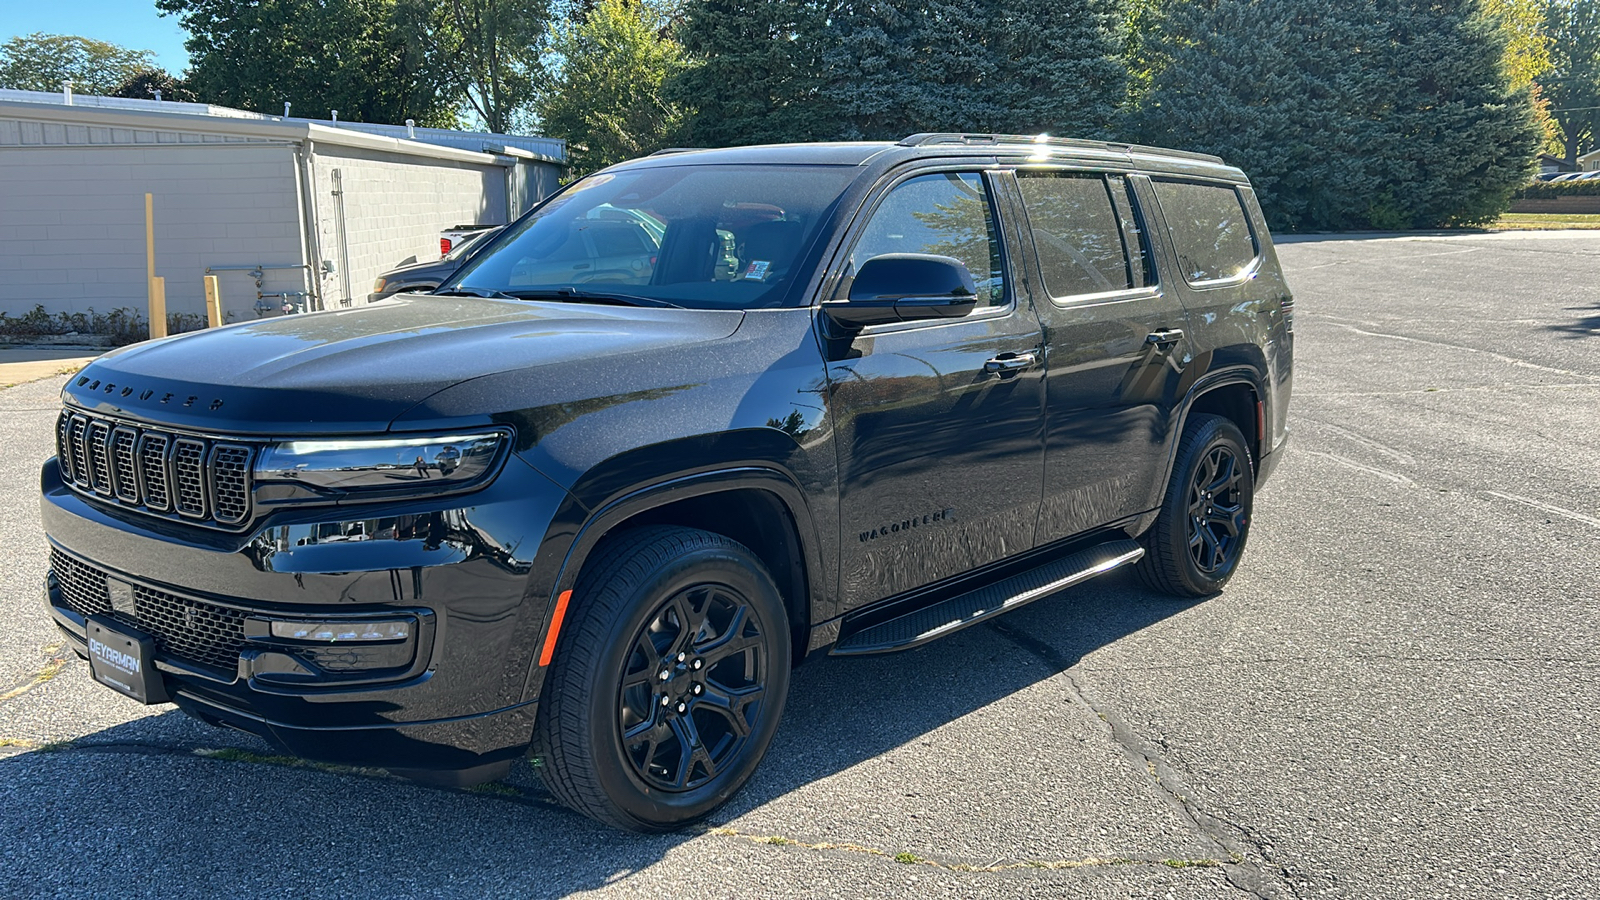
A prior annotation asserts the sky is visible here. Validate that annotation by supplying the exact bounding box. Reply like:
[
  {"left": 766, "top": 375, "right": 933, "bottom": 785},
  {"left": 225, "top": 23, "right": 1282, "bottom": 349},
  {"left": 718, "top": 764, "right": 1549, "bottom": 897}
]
[{"left": 2, "top": 0, "right": 192, "bottom": 72}]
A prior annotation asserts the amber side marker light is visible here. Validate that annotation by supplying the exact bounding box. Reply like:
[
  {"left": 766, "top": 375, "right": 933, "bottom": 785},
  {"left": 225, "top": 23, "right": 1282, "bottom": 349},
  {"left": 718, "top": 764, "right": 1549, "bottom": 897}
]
[{"left": 539, "top": 590, "right": 574, "bottom": 666}]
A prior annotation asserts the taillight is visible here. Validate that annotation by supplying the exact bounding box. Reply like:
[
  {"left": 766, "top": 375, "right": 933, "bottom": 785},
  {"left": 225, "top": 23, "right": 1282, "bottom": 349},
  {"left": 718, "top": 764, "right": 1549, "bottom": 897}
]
[{"left": 440, "top": 238, "right": 452, "bottom": 255}]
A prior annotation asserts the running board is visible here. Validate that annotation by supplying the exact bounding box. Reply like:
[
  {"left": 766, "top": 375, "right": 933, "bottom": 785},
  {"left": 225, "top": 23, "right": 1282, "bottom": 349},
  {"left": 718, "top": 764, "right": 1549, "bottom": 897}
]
[{"left": 830, "top": 540, "right": 1144, "bottom": 656}]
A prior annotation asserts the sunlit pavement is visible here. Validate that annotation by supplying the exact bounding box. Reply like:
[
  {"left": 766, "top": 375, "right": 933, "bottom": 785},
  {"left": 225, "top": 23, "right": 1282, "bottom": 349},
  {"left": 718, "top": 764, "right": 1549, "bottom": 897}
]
[{"left": 1, "top": 232, "right": 1596, "bottom": 899}]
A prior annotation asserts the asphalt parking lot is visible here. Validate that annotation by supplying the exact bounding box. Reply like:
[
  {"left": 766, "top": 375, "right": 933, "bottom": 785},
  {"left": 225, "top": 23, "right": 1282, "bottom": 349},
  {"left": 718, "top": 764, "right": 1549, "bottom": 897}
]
[{"left": 2, "top": 231, "right": 1597, "bottom": 899}]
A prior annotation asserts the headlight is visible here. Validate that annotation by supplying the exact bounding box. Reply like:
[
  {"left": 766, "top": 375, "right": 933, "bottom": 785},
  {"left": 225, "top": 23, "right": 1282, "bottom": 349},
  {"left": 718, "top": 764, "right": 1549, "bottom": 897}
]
[{"left": 253, "top": 429, "right": 508, "bottom": 505}]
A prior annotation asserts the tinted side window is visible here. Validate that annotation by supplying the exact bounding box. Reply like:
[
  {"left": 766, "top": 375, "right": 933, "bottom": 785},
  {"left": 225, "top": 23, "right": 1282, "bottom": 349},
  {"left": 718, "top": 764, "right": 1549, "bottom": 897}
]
[
  {"left": 850, "top": 172, "right": 1006, "bottom": 307},
  {"left": 1016, "top": 172, "right": 1132, "bottom": 298},
  {"left": 1151, "top": 180, "right": 1256, "bottom": 283},
  {"left": 1107, "top": 175, "right": 1150, "bottom": 288}
]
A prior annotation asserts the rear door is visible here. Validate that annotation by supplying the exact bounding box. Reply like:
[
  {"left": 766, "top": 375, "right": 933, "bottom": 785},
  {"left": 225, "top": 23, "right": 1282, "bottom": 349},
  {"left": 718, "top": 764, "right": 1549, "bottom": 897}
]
[
  {"left": 823, "top": 167, "right": 1047, "bottom": 610},
  {"left": 1002, "top": 168, "right": 1193, "bottom": 544}
]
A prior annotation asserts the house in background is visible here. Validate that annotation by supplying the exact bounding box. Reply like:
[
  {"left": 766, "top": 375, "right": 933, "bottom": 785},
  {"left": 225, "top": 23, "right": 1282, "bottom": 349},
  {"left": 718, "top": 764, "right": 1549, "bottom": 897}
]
[
  {"left": 1581, "top": 149, "right": 1600, "bottom": 173},
  {"left": 1538, "top": 153, "right": 1578, "bottom": 176},
  {"left": 0, "top": 89, "right": 564, "bottom": 323}
]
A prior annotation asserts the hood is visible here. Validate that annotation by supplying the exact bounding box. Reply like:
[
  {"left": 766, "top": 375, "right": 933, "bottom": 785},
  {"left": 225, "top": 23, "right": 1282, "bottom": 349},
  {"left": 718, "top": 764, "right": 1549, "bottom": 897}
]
[
  {"left": 381, "top": 257, "right": 459, "bottom": 282},
  {"left": 63, "top": 295, "right": 745, "bottom": 435}
]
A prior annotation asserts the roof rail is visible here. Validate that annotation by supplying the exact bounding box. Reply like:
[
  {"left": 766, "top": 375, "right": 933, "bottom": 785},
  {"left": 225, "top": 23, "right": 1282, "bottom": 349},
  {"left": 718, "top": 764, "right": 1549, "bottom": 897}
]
[
  {"left": 647, "top": 147, "right": 706, "bottom": 157},
  {"left": 897, "top": 133, "right": 1224, "bottom": 165}
]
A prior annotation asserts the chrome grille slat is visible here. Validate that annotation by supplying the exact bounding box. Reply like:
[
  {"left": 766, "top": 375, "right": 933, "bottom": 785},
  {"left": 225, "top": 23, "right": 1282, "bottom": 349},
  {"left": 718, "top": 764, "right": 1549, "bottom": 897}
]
[
  {"left": 87, "top": 421, "right": 113, "bottom": 495},
  {"left": 69, "top": 415, "right": 91, "bottom": 488},
  {"left": 110, "top": 426, "right": 140, "bottom": 503},
  {"left": 172, "top": 438, "right": 208, "bottom": 518},
  {"left": 138, "top": 433, "right": 170, "bottom": 511},
  {"left": 210, "top": 445, "right": 252, "bottom": 525},
  {"left": 57, "top": 410, "right": 254, "bottom": 530},
  {"left": 56, "top": 412, "right": 75, "bottom": 483}
]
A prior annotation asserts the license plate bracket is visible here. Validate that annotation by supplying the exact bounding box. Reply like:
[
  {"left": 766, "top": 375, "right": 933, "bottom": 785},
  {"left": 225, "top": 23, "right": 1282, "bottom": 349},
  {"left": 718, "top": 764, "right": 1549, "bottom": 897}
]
[{"left": 86, "top": 614, "right": 169, "bottom": 704}]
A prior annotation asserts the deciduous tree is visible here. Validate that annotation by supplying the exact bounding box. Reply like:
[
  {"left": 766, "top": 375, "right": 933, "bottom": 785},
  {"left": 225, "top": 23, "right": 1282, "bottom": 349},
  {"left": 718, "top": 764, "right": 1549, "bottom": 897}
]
[
  {"left": 1543, "top": 0, "right": 1600, "bottom": 164},
  {"left": 398, "top": 0, "right": 551, "bottom": 133},
  {"left": 0, "top": 33, "right": 156, "bottom": 95},
  {"left": 537, "top": 0, "right": 685, "bottom": 173},
  {"left": 158, "top": 0, "right": 458, "bottom": 125}
]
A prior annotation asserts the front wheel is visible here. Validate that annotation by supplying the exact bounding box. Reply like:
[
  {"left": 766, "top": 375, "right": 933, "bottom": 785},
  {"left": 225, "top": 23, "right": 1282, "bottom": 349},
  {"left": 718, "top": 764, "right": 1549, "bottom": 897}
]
[
  {"left": 535, "top": 526, "right": 791, "bottom": 831},
  {"left": 1136, "top": 414, "right": 1255, "bottom": 597}
]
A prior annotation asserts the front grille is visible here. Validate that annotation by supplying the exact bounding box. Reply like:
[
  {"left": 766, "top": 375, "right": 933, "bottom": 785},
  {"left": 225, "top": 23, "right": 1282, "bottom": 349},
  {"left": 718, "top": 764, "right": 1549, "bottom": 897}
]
[
  {"left": 55, "top": 409, "right": 255, "bottom": 529},
  {"left": 50, "top": 548, "right": 247, "bottom": 675}
]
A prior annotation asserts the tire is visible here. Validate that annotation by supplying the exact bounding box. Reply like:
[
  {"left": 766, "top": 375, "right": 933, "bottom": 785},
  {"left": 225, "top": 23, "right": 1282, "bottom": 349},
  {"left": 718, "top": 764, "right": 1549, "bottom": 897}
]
[
  {"left": 534, "top": 525, "right": 791, "bottom": 831},
  {"left": 1136, "top": 414, "right": 1255, "bottom": 598}
]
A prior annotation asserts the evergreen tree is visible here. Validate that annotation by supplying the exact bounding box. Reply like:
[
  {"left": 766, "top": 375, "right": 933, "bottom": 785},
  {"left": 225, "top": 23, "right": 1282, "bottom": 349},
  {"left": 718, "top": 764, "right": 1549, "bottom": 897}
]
[
  {"left": 985, "top": 0, "right": 1126, "bottom": 136},
  {"left": 1364, "top": 0, "right": 1542, "bottom": 227},
  {"left": 1130, "top": 0, "right": 1539, "bottom": 231},
  {"left": 1129, "top": 0, "right": 1383, "bottom": 231},
  {"left": 671, "top": 0, "right": 1126, "bottom": 145},
  {"left": 669, "top": 0, "right": 838, "bottom": 146},
  {"left": 822, "top": 0, "right": 1003, "bottom": 138}
]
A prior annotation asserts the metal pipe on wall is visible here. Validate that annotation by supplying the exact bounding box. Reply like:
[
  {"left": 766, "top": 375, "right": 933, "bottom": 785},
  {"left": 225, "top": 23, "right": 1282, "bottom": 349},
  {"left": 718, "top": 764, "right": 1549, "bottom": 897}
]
[
  {"left": 293, "top": 139, "right": 326, "bottom": 312},
  {"left": 331, "top": 167, "right": 353, "bottom": 306}
]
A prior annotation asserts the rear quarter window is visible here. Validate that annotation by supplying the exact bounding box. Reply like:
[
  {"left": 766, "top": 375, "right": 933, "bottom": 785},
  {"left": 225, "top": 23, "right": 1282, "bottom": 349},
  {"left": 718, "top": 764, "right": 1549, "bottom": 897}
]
[{"left": 1151, "top": 180, "right": 1257, "bottom": 284}]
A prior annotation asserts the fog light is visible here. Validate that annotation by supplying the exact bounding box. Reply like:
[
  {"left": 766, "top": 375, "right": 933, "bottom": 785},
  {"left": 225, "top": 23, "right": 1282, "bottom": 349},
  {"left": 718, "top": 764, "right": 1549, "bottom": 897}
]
[{"left": 269, "top": 620, "right": 411, "bottom": 642}]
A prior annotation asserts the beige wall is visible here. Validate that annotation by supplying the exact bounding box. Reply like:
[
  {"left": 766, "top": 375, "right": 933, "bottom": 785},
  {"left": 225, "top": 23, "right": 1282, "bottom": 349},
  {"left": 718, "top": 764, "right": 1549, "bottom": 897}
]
[
  {"left": 306, "top": 143, "right": 508, "bottom": 306},
  {"left": 0, "top": 139, "right": 306, "bottom": 323}
]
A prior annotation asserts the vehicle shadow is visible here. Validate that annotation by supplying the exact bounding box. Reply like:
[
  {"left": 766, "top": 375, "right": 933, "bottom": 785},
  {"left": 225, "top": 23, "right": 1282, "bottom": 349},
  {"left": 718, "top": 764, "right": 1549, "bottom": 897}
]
[
  {"left": 1549, "top": 304, "right": 1600, "bottom": 339},
  {"left": 0, "top": 570, "right": 1193, "bottom": 898}
]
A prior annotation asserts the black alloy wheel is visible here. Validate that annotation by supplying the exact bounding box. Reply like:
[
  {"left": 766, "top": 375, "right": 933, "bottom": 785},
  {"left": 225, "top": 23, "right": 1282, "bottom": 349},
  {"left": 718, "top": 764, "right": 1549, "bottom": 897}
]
[
  {"left": 1186, "top": 443, "right": 1247, "bottom": 575},
  {"left": 617, "top": 583, "right": 769, "bottom": 793},
  {"left": 535, "top": 525, "right": 791, "bottom": 831},
  {"left": 1136, "top": 413, "right": 1255, "bottom": 597}
]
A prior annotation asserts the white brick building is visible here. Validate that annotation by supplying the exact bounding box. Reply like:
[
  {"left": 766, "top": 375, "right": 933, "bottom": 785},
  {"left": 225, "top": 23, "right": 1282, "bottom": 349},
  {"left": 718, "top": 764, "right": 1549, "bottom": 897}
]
[{"left": 0, "top": 90, "right": 565, "bottom": 323}]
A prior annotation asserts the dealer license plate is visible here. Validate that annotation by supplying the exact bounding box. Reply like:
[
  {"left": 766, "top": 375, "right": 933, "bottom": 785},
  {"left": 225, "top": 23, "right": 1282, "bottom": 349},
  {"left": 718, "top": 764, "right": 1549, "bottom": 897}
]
[{"left": 85, "top": 614, "right": 169, "bottom": 704}]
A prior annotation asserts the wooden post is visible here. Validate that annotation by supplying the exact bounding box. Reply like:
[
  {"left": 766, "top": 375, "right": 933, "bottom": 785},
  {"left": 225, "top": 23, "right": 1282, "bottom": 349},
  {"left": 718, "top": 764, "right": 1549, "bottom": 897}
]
[
  {"left": 203, "top": 275, "right": 222, "bottom": 327},
  {"left": 148, "top": 277, "right": 167, "bottom": 339},
  {"left": 144, "top": 194, "right": 167, "bottom": 338},
  {"left": 144, "top": 193, "right": 155, "bottom": 281}
]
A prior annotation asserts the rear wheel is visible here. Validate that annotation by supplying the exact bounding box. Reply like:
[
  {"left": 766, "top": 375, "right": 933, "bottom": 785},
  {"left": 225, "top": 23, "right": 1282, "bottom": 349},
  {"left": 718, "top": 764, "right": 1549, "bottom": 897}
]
[
  {"left": 1136, "top": 414, "right": 1255, "bottom": 597},
  {"left": 535, "top": 526, "right": 791, "bottom": 831}
]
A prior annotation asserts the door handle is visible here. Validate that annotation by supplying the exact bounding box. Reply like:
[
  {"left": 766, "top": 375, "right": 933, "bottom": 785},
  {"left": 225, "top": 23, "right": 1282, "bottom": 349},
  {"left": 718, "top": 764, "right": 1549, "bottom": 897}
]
[
  {"left": 984, "top": 352, "right": 1036, "bottom": 376},
  {"left": 1145, "top": 328, "right": 1185, "bottom": 349}
]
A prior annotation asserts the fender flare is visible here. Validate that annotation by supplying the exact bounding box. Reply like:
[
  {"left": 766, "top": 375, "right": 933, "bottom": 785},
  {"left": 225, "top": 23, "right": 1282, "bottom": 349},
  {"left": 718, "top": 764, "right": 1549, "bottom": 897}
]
[
  {"left": 519, "top": 466, "right": 826, "bottom": 703},
  {"left": 1135, "top": 366, "right": 1265, "bottom": 535}
]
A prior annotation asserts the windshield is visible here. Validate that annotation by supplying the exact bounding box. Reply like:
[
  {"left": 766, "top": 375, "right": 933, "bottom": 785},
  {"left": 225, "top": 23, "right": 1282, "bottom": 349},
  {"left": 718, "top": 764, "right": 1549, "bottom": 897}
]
[{"left": 446, "top": 164, "right": 859, "bottom": 309}]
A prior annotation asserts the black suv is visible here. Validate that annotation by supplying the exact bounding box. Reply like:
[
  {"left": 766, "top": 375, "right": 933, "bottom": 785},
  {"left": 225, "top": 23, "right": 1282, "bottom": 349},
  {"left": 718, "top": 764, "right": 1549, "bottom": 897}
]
[{"left": 41, "top": 134, "right": 1292, "bottom": 831}]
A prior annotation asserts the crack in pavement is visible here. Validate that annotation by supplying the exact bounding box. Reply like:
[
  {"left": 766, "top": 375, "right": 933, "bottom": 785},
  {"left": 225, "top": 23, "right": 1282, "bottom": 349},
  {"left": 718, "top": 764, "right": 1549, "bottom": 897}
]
[
  {"left": 1302, "top": 316, "right": 1600, "bottom": 381},
  {"left": 705, "top": 825, "right": 1228, "bottom": 875},
  {"left": 8, "top": 737, "right": 1245, "bottom": 885},
  {"left": 988, "top": 619, "right": 1282, "bottom": 900},
  {"left": 0, "top": 643, "right": 70, "bottom": 704}
]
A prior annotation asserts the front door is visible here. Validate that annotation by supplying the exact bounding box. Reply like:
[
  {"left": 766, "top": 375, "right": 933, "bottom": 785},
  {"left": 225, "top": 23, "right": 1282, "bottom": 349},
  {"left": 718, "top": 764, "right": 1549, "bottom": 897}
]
[{"left": 823, "top": 170, "right": 1046, "bottom": 611}]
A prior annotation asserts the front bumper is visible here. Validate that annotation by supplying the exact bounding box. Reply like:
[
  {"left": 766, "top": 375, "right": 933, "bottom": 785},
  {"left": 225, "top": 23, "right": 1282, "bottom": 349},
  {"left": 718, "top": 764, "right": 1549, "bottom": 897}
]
[{"left": 40, "top": 454, "right": 578, "bottom": 776}]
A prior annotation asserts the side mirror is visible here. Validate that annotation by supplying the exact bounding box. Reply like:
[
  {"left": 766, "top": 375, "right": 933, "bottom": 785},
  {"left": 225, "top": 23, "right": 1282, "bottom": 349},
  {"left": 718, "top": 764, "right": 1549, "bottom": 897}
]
[{"left": 822, "top": 253, "right": 980, "bottom": 328}]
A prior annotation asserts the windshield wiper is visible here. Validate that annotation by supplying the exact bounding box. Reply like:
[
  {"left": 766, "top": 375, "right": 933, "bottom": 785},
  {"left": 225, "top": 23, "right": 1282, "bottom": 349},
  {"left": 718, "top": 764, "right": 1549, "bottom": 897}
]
[
  {"left": 432, "top": 287, "right": 518, "bottom": 300},
  {"left": 500, "top": 287, "right": 684, "bottom": 309}
]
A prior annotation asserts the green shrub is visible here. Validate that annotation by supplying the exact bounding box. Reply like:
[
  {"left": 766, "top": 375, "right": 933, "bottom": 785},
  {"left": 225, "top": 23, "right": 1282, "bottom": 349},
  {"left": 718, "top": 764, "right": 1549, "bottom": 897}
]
[
  {"left": 1515, "top": 179, "right": 1600, "bottom": 198},
  {"left": 0, "top": 304, "right": 219, "bottom": 346}
]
